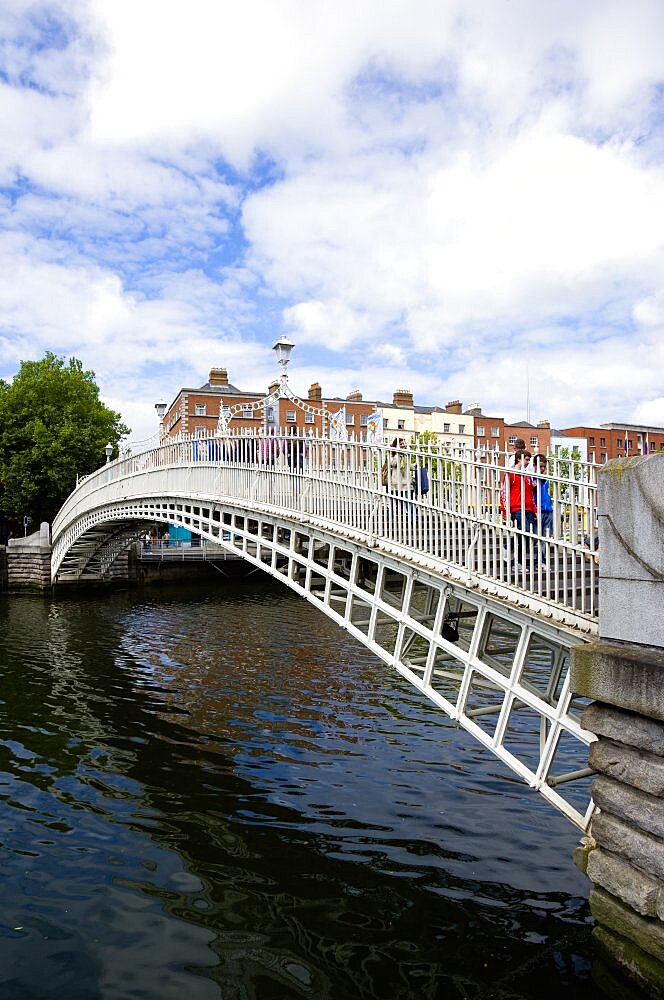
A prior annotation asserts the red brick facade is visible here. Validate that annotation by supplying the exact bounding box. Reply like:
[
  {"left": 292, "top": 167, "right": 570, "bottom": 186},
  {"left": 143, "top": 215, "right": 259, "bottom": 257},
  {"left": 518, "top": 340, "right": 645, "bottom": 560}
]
[
  {"left": 161, "top": 370, "right": 378, "bottom": 440},
  {"left": 561, "top": 425, "right": 664, "bottom": 463},
  {"left": 467, "top": 405, "right": 551, "bottom": 456}
]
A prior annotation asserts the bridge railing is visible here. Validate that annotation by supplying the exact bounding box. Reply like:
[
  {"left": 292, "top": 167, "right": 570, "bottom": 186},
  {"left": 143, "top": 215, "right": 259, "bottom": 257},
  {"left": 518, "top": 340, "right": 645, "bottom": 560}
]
[{"left": 53, "top": 430, "right": 599, "bottom": 622}]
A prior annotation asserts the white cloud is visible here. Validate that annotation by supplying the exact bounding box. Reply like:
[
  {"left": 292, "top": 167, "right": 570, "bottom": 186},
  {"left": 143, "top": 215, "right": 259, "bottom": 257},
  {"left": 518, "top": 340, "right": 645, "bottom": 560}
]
[{"left": 1, "top": 0, "right": 664, "bottom": 445}]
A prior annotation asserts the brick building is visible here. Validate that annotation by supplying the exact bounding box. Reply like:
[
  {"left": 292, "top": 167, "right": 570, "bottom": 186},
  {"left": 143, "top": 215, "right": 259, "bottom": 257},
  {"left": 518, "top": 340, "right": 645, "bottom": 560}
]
[
  {"left": 560, "top": 423, "right": 664, "bottom": 463},
  {"left": 161, "top": 368, "right": 265, "bottom": 439},
  {"left": 463, "top": 404, "right": 550, "bottom": 455},
  {"left": 160, "top": 368, "right": 377, "bottom": 440}
]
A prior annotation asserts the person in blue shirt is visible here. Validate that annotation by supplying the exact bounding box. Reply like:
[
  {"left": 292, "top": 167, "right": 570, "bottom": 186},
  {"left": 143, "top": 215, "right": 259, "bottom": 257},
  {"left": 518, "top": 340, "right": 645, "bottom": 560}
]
[{"left": 533, "top": 453, "right": 554, "bottom": 560}]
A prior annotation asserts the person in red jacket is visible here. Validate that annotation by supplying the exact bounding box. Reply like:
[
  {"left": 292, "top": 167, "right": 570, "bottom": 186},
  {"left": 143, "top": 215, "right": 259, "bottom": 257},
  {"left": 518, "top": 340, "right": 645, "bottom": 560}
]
[{"left": 500, "top": 449, "right": 536, "bottom": 566}]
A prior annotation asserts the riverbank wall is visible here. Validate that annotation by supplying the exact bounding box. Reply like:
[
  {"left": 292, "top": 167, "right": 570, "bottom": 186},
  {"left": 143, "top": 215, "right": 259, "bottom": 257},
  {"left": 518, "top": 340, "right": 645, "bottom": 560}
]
[
  {"left": 3, "top": 527, "right": 254, "bottom": 593},
  {"left": 6, "top": 523, "right": 52, "bottom": 591},
  {"left": 571, "top": 453, "right": 664, "bottom": 999},
  {"left": 131, "top": 551, "right": 253, "bottom": 585}
]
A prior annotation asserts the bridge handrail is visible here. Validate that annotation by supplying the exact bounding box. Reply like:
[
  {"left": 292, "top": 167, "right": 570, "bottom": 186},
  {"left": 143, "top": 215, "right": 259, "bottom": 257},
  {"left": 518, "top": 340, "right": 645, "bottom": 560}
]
[{"left": 52, "top": 430, "right": 599, "bottom": 621}]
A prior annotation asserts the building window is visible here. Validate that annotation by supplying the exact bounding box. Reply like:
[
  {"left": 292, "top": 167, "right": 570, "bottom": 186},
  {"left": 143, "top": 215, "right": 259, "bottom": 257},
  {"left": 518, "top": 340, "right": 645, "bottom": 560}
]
[
  {"left": 600, "top": 437, "right": 606, "bottom": 447},
  {"left": 242, "top": 407, "right": 253, "bottom": 419},
  {"left": 398, "top": 419, "right": 405, "bottom": 430},
  {"left": 616, "top": 438, "right": 623, "bottom": 448},
  {"left": 195, "top": 403, "right": 206, "bottom": 416},
  {"left": 601, "top": 453, "right": 607, "bottom": 463},
  {"left": 589, "top": 436, "right": 595, "bottom": 446},
  {"left": 443, "top": 422, "right": 450, "bottom": 433},
  {"left": 477, "top": 426, "right": 485, "bottom": 436},
  {"left": 304, "top": 412, "right": 314, "bottom": 424},
  {"left": 508, "top": 435, "right": 517, "bottom": 445},
  {"left": 346, "top": 413, "right": 355, "bottom": 425},
  {"left": 286, "top": 410, "right": 296, "bottom": 423},
  {"left": 530, "top": 436, "right": 538, "bottom": 447},
  {"left": 265, "top": 406, "right": 274, "bottom": 422},
  {"left": 626, "top": 439, "right": 633, "bottom": 449},
  {"left": 458, "top": 424, "right": 465, "bottom": 434},
  {"left": 195, "top": 426, "right": 205, "bottom": 436},
  {"left": 360, "top": 415, "right": 368, "bottom": 426},
  {"left": 383, "top": 419, "right": 389, "bottom": 429},
  {"left": 491, "top": 426, "right": 500, "bottom": 437}
]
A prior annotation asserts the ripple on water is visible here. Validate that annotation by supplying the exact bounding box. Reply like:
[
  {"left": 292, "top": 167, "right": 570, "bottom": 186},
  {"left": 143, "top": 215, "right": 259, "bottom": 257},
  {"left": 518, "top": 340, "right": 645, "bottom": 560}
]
[{"left": 0, "top": 584, "right": 600, "bottom": 1000}]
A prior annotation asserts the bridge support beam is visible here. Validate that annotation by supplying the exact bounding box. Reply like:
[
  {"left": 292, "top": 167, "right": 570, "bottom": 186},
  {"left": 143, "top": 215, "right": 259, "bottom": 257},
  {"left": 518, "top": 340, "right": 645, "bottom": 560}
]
[{"left": 571, "top": 454, "right": 664, "bottom": 998}]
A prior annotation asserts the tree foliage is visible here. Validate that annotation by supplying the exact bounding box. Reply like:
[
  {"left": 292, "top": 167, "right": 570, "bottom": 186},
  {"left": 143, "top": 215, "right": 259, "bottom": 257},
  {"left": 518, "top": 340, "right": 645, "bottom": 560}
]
[{"left": 0, "top": 353, "right": 130, "bottom": 524}]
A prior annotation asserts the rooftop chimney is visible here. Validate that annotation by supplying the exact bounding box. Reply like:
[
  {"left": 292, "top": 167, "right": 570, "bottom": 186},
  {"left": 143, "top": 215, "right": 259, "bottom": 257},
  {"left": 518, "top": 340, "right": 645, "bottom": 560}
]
[
  {"left": 393, "top": 388, "right": 414, "bottom": 408},
  {"left": 308, "top": 382, "right": 322, "bottom": 401},
  {"left": 537, "top": 420, "right": 550, "bottom": 429},
  {"left": 445, "top": 400, "right": 462, "bottom": 414},
  {"left": 466, "top": 403, "right": 482, "bottom": 416},
  {"left": 267, "top": 379, "right": 279, "bottom": 396},
  {"left": 209, "top": 367, "right": 229, "bottom": 387},
  {"left": 346, "top": 389, "right": 363, "bottom": 401}
]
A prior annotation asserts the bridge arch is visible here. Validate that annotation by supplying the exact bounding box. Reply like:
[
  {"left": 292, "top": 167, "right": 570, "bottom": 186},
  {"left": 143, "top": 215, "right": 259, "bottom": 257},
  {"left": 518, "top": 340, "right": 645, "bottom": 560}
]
[
  {"left": 54, "top": 497, "right": 595, "bottom": 829},
  {"left": 51, "top": 435, "right": 602, "bottom": 829}
]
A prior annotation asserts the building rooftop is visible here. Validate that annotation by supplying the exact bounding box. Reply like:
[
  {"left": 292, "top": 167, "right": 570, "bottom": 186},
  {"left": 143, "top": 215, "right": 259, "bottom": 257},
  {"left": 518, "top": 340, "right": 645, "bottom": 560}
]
[
  {"left": 196, "top": 380, "right": 262, "bottom": 395},
  {"left": 600, "top": 421, "right": 664, "bottom": 433}
]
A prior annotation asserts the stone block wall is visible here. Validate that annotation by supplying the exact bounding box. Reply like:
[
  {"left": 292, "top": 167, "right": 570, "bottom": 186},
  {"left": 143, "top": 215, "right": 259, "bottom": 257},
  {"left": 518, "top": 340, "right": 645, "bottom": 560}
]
[
  {"left": 7, "top": 523, "right": 52, "bottom": 590},
  {"left": 572, "top": 694, "right": 664, "bottom": 998},
  {"left": 106, "top": 549, "right": 131, "bottom": 582},
  {"left": 571, "top": 452, "right": 664, "bottom": 998},
  {"left": 597, "top": 453, "right": 663, "bottom": 649}
]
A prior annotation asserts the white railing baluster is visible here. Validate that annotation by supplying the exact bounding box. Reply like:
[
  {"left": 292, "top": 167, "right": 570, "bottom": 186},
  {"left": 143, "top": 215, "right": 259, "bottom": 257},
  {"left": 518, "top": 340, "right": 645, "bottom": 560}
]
[{"left": 51, "top": 429, "right": 600, "bottom": 629}]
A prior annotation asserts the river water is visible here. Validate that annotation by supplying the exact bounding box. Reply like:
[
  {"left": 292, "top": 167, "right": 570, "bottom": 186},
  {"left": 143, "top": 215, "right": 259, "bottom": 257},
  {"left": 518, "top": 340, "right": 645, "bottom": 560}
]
[{"left": 0, "top": 579, "right": 605, "bottom": 999}]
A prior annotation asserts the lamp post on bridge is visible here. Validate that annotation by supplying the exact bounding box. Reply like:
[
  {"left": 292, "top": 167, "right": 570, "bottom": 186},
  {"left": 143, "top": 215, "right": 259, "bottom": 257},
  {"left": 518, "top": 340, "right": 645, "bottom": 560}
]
[
  {"left": 215, "top": 337, "right": 330, "bottom": 437},
  {"left": 104, "top": 443, "right": 113, "bottom": 464},
  {"left": 273, "top": 335, "right": 295, "bottom": 384},
  {"left": 155, "top": 401, "right": 167, "bottom": 441}
]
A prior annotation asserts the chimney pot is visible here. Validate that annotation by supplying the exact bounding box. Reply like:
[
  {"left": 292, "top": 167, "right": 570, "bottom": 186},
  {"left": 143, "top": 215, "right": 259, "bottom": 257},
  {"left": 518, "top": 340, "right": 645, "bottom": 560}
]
[
  {"left": 209, "top": 367, "right": 229, "bottom": 386},
  {"left": 393, "top": 388, "right": 414, "bottom": 407}
]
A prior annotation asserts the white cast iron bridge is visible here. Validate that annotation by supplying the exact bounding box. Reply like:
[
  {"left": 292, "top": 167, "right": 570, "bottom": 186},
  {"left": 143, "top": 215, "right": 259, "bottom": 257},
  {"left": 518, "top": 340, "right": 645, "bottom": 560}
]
[{"left": 51, "top": 432, "right": 600, "bottom": 830}]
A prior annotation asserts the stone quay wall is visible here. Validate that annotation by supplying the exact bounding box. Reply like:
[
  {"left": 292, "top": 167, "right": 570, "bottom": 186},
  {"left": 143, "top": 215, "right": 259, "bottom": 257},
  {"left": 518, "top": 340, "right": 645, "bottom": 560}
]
[{"left": 571, "top": 453, "right": 664, "bottom": 999}]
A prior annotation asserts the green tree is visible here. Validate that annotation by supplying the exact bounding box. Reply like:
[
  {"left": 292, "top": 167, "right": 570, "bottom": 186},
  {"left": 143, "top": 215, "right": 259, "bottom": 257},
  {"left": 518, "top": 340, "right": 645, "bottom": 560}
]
[
  {"left": 551, "top": 446, "right": 583, "bottom": 502},
  {"left": 0, "top": 353, "right": 130, "bottom": 524},
  {"left": 410, "top": 430, "right": 463, "bottom": 507}
]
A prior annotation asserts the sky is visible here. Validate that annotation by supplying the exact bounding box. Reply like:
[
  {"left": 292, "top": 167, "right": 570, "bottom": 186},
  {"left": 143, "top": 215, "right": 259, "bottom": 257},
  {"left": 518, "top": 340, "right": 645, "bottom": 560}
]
[{"left": 1, "top": 0, "right": 664, "bottom": 448}]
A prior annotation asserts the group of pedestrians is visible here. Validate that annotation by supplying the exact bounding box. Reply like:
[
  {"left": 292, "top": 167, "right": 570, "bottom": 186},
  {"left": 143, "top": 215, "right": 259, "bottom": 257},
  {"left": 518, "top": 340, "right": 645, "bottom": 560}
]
[
  {"left": 500, "top": 438, "right": 553, "bottom": 567},
  {"left": 257, "top": 431, "right": 308, "bottom": 471}
]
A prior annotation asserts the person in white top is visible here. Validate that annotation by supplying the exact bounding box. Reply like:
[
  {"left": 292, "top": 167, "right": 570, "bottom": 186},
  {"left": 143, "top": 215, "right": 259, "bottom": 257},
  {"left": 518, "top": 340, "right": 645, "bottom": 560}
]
[{"left": 388, "top": 438, "right": 412, "bottom": 493}]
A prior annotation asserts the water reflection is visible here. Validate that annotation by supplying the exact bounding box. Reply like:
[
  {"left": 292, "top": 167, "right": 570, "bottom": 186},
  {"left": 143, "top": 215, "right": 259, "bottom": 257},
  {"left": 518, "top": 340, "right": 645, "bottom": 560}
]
[{"left": 0, "top": 583, "right": 602, "bottom": 999}]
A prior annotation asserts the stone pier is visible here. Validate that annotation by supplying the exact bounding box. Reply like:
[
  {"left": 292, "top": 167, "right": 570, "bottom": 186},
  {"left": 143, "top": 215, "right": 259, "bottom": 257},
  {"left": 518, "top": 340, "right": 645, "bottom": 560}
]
[
  {"left": 7, "top": 522, "right": 52, "bottom": 590},
  {"left": 571, "top": 453, "right": 664, "bottom": 998}
]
